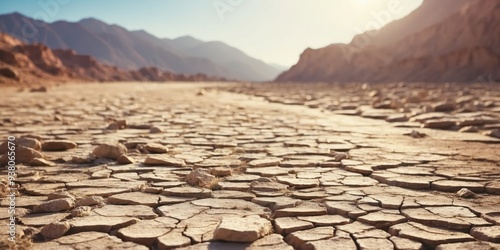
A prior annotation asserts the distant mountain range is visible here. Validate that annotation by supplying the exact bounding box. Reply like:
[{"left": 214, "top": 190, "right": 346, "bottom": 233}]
[
  {"left": 0, "top": 32, "right": 226, "bottom": 85},
  {"left": 277, "top": 0, "right": 500, "bottom": 83},
  {"left": 0, "top": 12, "right": 283, "bottom": 82}
]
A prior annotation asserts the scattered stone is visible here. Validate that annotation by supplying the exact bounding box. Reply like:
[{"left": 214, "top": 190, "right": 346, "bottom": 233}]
[
  {"left": 459, "top": 126, "right": 478, "bottom": 133},
  {"left": 1, "top": 145, "right": 44, "bottom": 164},
  {"left": 30, "top": 86, "right": 48, "bottom": 92},
  {"left": 107, "top": 120, "right": 127, "bottom": 130},
  {"left": 186, "top": 168, "right": 217, "bottom": 187},
  {"left": 405, "top": 130, "right": 426, "bottom": 138},
  {"left": 0, "top": 137, "right": 41, "bottom": 153},
  {"left": 92, "top": 142, "right": 127, "bottom": 160},
  {"left": 149, "top": 126, "right": 163, "bottom": 133},
  {"left": 117, "top": 154, "right": 135, "bottom": 164},
  {"left": 40, "top": 222, "right": 70, "bottom": 239},
  {"left": 48, "top": 191, "right": 75, "bottom": 201},
  {"left": 422, "top": 119, "right": 456, "bottom": 129},
  {"left": 483, "top": 129, "right": 500, "bottom": 138},
  {"left": 75, "top": 196, "right": 104, "bottom": 207},
  {"left": 71, "top": 206, "right": 92, "bottom": 217},
  {"left": 213, "top": 215, "right": 273, "bottom": 242},
  {"left": 144, "top": 155, "right": 186, "bottom": 167},
  {"left": 457, "top": 188, "right": 476, "bottom": 198},
  {"left": 35, "top": 198, "right": 75, "bottom": 213},
  {"left": 144, "top": 143, "right": 169, "bottom": 153},
  {"left": 248, "top": 158, "right": 282, "bottom": 167},
  {"left": 29, "top": 157, "right": 55, "bottom": 166},
  {"left": 210, "top": 167, "right": 232, "bottom": 177},
  {"left": 42, "top": 140, "right": 78, "bottom": 151}
]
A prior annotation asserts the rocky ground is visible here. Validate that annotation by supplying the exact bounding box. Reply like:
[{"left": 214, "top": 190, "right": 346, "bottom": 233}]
[{"left": 0, "top": 82, "right": 499, "bottom": 250}]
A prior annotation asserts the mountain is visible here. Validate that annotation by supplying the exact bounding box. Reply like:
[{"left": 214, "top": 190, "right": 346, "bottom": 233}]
[
  {"left": 180, "top": 41, "right": 281, "bottom": 81},
  {"left": 0, "top": 33, "right": 226, "bottom": 85},
  {"left": 351, "top": 0, "right": 471, "bottom": 48},
  {"left": 277, "top": 0, "right": 500, "bottom": 83},
  {"left": 0, "top": 13, "right": 281, "bottom": 81}
]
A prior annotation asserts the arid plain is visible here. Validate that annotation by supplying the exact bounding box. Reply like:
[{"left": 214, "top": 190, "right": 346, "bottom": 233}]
[{"left": 0, "top": 81, "right": 499, "bottom": 250}]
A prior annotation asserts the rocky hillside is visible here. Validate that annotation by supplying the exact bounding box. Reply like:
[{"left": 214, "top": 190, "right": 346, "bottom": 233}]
[
  {"left": 0, "top": 33, "right": 225, "bottom": 85},
  {"left": 0, "top": 13, "right": 282, "bottom": 82},
  {"left": 277, "top": 0, "right": 500, "bottom": 83}
]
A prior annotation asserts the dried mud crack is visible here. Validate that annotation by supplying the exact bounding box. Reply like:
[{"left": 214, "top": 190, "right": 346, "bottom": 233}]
[{"left": 0, "top": 82, "right": 499, "bottom": 250}]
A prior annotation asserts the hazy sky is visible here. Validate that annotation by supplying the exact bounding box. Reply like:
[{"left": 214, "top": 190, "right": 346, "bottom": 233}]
[{"left": 0, "top": 0, "right": 423, "bottom": 66}]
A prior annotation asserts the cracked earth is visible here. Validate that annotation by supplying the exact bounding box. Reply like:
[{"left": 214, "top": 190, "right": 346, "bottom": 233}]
[{"left": 0, "top": 82, "right": 499, "bottom": 250}]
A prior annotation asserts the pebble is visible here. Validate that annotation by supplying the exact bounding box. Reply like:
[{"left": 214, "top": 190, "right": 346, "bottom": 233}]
[
  {"left": 213, "top": 215, "right": 273, "bottom": 242},
  {"left": 40, "top": 222, "right": 70, "bottom": 239},
  {"left": 42, "top": 140, "right": 78, "bottom": 151},
  {"left": 92, "top": 142, "right": 127, "bottom": 160}
]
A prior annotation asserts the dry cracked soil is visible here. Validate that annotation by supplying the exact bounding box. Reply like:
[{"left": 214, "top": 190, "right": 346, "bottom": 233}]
[{"left": 0, "top": 82, "right": 499, "bottom": 250}]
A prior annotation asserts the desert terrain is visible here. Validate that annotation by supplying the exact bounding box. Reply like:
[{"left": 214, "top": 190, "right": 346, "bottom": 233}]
[
  {"left": 0, "top": 0, "right": 499, "bottom": 249},
  {"left": 0, "top": 82, "right": 499, "bottom": 249}
]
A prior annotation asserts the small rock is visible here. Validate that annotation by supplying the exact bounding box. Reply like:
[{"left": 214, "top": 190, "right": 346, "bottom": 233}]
[
  {"left": 483, "top": 129, "right": 500, "bottom": 139},
  {"left": 117, "top": 154, "right": 134, "bottom": 164},
  {"left": 149, "top": 126, "right": 163, "bottom": 133},
  {"left": 144, "top": 143, "right": 168, "bottom": 153},
  {"left": 40, "top": 222, "right": 70, "bottom": 239},
  {"left": 1, "top": 145, "right": 44, "bottom": 165},
  {"left": 210, "top": 167, "right": 232, "bottom": 177},
  {"left": 42, "top": 140, "right": 78, "bottom": 151},
  {"left": 422, "top": 119, "right": 456, "bottom": 129},
  {"left": 71, "top": 153, "right": 96, "bottom": 164},
  {"left": 405, "top": 130, "right": 426, "bottom": 138},
  {"left": 186, "top": 168, "right": 217, "bottom": 187},
  {"left": 75, "top": 196, "right": 104, "bottom": 207},
  {"left": 48, "top": 191, "right": 75, "bottom": 200},
  {"left": 0, "top": 137, "right": 41, "bottom": 153},
  {"left": 334, "top": 152, "right": 349, "bottom": 162},
  {"left": 107, "top": 120, "right": 127, "bottom": 130},
  {"left": 93, "top": 143, "right": 127, "bottom": 160},
  {"left": 30, "top": 86, "right": 48, "bottom": 92},
  {"left": 456, "top": 188, "right": 476, "bottom": 198},
  {"left": 71, "top": 206, "right": 92, "bottom": 217},
  {"left": 29, "top": 157, "right": 54, "bottom": 166},
  {"left": 144, "top": 155, "right": 186, "bottom": 167},
  {"left": 433, "top": 101, "right": 456, "bottom": 112},
  {"left": 35, "top": 198, "right": 75, "bottom": 212},
  {"left": 459, "top": 126, "right": 478, "bottom": 133},
  {"left": 213, "top": 215, "right": 273, "bottom": 242}
]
